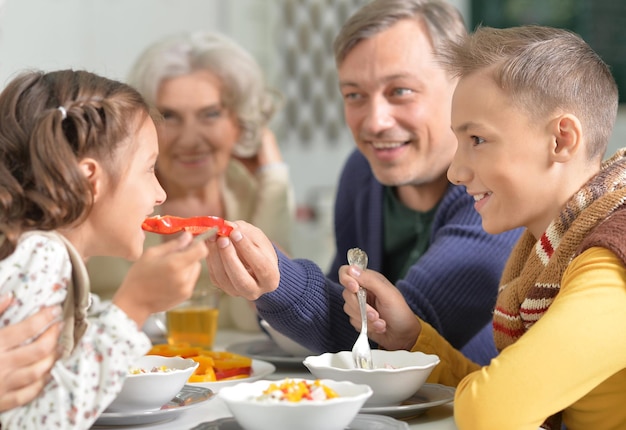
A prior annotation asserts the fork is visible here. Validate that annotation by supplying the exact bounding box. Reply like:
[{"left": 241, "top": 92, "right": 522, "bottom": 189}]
[{"left": 347, "top": 247, "right": 373, "bottom": 369}]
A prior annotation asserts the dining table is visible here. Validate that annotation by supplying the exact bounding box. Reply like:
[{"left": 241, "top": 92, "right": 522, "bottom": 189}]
[{"left": 91, "top": 329, "right": 458, "bottom": 430}]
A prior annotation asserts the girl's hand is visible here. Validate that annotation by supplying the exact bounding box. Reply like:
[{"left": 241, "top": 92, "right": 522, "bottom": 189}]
[{"left": 113, "top": 232, "right": 208, "bottom": 327}]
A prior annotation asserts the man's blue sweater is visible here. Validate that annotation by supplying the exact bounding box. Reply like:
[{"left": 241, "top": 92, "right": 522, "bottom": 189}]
[{"left": 256, "top": 150, "right": 522, "bottom": 355}]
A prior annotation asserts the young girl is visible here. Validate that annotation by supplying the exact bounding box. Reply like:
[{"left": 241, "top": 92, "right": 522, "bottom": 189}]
[
  {"left": 339, "top": 26, "right": 626, "bottom": 430},
  {"left": 0, "top": 69, "right": 208, "bottom": 429}
]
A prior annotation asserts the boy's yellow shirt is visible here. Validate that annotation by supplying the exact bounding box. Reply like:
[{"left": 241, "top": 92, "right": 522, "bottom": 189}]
[{"left": 415, "top": 247, "right": 626, "bottom": 430}]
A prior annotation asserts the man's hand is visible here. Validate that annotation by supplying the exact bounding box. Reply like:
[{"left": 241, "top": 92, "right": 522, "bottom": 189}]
[{"left": 205, "top": 221, "right": 280, "bottom": 300}]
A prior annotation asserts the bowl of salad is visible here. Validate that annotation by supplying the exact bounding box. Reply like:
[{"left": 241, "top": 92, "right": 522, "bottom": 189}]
[
  {"left": 218, "top": 378, "right": 372, "bottom": 430},
  {"left": 105, "top": 355, "right": 198, "bottom": 413},
  {"left": 303, "top": 350, "right": 440, "bottom": 407}
]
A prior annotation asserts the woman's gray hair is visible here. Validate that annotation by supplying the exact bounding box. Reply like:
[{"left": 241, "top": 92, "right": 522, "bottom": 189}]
[
  {"left": 334, "top": 0, "right": 467, "bottom": 66},
  {"left": 128, "top": 31, "right": 282, "bottom": 157}
]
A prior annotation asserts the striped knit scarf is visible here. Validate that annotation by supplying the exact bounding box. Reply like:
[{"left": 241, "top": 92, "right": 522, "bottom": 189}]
[{"left": 492, "top": 148, "right": 626, "bottom": 429}]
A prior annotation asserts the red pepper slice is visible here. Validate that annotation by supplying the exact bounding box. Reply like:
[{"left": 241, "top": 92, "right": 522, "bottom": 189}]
[
  {"left": 214, "top": 366, "right": 252, "bottom": 380},
  {"left": 141, "top": 215, "right": 233, "bottom": 237}
]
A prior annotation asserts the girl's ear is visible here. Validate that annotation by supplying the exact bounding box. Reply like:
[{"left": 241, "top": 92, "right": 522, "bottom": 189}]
[
  {"left": 78, "top": 158, "right": 104, "bottom": 201},
  {"left": 551, "top": 113, "right": 583, "bottom": 163}
]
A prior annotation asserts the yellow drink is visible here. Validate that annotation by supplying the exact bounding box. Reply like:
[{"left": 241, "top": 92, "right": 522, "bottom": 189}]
[{"left": 166, "top": 307, "right": 219, "bottom": 349}]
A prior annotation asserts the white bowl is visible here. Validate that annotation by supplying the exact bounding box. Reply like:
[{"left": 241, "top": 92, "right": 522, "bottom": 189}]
[
  {"left": 303, "top": 350, "right": 440, "bottom": 407},
  {"left": 218, "top": 378, "right": 372, "bottom": 430},
  {"left": 260, "top": 320, "right": 314, "bottom": 357},
  {"left": 106, "top": 355, "right": 198, "bottom": 412}
]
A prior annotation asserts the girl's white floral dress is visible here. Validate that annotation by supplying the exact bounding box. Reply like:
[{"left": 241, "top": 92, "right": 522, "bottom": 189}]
[{"left": 0, "top": 231, "right": 150, "bottom": 429}]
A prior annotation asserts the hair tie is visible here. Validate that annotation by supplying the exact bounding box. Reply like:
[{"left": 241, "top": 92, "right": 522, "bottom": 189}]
[{"left": 58, "top": 106, "right": 67, "bottom": 120}]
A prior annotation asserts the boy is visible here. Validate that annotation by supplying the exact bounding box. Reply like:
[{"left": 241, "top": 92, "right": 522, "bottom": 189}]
[{"left": 340, "top": 25, "right": 626, "bottom": 429}]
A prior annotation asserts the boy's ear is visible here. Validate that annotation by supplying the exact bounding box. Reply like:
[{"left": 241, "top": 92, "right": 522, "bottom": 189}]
[
  {"left": 550, "top": 113, "right": 583, "bottom": 162},
  {"left": 78, "top": 157, "right": 104, "bottom": 201}
]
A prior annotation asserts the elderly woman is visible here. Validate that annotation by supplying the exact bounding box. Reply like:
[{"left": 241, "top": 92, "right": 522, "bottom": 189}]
[{"left": 88, "top": 31, "right": 294, "bottom": 332}]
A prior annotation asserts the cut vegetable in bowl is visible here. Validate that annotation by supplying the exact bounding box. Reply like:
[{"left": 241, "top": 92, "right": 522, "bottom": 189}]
[{"left": 148, "top": 343, "right": 252, "bottom": 382}]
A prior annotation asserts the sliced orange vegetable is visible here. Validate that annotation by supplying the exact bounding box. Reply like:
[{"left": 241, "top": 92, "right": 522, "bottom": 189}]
[
  {"left": 215, "top": 367, "right": 252, "bottom": 380},
  {"left": 188, "top": 367, "right": 216, "bottom": 382},
  {"left": 147, "top": 343, "right": 202, "bottom": 358},
  {"left": 146, "top": 343, "right": 252, "bottom": 382},
  {"left": 190, "top": 355, "right": 215, "bottom": 374},
  {"left": 203, "top": 351, "right": 252, "bottom": 370}
]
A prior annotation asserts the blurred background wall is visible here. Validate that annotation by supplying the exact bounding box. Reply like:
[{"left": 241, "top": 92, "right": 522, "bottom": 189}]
[{"left": 0, "top": 0, "right": 624, "bottom": 267}]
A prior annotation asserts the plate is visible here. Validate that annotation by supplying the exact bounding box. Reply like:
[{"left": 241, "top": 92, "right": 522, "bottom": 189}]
[
  {"left": 188, "top": 359, "right": 276, "bottom": 391},
  {"left": 360, "top": 384, "right": 455, "bottom": 419},
  {"left": 189, "top": 414, "right": 409, "bottom": 429},
  {"left": 226, "top": 339, "right": 308, "bottom": 366},
  {"left": 93, "top": 385, "right": 214, "bottom": 426}
]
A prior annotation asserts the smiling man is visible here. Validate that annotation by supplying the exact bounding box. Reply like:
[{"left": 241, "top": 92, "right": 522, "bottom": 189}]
[{"left": 204, "top": 0, "right": 523, "bottom": 362}]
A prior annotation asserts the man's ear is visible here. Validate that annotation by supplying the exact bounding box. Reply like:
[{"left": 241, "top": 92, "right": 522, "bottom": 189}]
[
  {"left": 78, "top": 157, "right": 104, "bottom": 201},
  {"left": 550, "top": 113, "right": 583, "bottom": 163}
]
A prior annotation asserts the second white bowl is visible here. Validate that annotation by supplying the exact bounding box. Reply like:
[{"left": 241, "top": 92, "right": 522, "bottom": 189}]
[{"left": 303, "top": 350, "right": 440, "bottom": 407}]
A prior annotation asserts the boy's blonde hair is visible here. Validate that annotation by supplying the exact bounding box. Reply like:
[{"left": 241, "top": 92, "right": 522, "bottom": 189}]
[{"left": 438, "top": 25, "right": 618, "bottom": 160}]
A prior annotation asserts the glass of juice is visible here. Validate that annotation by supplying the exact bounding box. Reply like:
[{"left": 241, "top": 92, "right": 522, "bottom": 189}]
[{"left": 166, "top": 285, "right": 221, "bottom": 349}]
